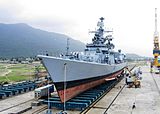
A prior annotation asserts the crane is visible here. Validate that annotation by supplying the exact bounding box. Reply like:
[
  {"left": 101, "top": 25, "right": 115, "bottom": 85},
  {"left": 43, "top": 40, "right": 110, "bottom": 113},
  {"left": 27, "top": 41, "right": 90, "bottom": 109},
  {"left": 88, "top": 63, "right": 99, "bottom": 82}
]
[{"left": 152, "top": 8, "right": 160, "bottom": 73}]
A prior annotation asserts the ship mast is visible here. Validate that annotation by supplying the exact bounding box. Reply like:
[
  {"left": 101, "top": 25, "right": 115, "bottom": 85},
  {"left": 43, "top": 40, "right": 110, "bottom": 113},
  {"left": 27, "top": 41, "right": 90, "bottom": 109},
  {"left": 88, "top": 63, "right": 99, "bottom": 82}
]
[
  {"left": 88, "top": 17, "right": 113, "bottom": 46},
  {"left": 66, "top": 38, "right": 70, "bottom": 56}
]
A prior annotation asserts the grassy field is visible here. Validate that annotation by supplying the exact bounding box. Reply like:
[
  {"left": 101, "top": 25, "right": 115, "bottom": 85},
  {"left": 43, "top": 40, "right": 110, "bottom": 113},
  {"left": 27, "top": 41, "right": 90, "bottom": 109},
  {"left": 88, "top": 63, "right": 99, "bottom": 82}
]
[{"left": 0, "top": 62, "right": 45, "bottom": 83}]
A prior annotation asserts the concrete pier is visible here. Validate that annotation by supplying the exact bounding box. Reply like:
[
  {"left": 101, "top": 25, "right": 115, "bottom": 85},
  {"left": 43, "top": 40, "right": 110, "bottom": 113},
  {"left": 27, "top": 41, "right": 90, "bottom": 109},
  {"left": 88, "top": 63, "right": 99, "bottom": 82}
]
[{"left": 107, "top": 66, "right": 160, "bottom": 114}]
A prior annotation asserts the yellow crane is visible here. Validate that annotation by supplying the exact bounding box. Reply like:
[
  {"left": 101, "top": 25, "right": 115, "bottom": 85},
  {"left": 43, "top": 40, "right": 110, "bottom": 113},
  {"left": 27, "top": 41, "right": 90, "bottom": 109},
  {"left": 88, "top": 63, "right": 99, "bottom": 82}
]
[{"left": 152, "top": 8, "right": 160, "bottom": 72}]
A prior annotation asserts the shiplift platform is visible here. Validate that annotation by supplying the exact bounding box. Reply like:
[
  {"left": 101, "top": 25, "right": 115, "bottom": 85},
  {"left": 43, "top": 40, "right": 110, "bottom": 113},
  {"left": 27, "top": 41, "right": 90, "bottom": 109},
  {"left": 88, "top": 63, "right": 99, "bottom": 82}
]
[{"left": 43, "top": 75, "right": 124, "bottom": 112}]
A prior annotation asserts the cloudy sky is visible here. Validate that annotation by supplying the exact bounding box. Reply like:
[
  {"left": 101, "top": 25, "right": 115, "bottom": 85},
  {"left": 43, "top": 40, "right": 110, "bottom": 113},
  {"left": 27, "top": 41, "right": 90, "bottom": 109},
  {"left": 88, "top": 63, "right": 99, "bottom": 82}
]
[{"left": 0, "top": 0, "right": 160, "bottom": 57}]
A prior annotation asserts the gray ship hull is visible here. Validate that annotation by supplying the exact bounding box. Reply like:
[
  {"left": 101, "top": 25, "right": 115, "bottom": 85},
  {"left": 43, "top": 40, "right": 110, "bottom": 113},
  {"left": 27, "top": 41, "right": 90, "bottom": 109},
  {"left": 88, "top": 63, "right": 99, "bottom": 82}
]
[{"left": 38, "top": 55, "right": 126, "bottom": 102}]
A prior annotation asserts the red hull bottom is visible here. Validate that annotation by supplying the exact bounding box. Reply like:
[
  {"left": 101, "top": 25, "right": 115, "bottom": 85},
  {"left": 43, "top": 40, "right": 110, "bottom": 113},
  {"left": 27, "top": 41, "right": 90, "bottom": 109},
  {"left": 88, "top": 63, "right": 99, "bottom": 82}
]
[{"left": 58, "top": 70, "right": 123, "bottom": 102}]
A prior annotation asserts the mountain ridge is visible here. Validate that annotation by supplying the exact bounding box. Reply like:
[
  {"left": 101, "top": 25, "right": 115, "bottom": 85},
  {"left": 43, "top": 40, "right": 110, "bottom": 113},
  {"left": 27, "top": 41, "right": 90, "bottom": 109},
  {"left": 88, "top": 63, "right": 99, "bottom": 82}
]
[{"left": 0, "top": 23, "right": 85, "bottom": 58}]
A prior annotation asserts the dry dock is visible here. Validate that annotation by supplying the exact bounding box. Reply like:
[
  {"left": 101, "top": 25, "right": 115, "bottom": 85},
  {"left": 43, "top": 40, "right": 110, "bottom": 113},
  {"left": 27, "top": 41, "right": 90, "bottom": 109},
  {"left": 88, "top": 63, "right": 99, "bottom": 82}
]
[{"left": 1, "top": 65, "right": 160, "bottom": 114}]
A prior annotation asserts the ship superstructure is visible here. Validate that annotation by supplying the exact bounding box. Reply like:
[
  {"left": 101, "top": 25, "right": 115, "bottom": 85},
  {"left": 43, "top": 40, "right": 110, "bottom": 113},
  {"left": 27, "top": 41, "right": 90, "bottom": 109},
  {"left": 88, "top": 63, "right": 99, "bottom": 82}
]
[{"left": 38, "top": 17, "right": 126, "bottom": 102}]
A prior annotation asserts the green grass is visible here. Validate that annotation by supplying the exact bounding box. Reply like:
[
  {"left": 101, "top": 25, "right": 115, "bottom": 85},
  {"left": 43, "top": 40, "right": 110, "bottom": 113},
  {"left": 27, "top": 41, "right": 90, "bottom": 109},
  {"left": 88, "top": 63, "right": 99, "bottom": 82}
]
[
  {"left": 8, "top": 64, "right": 32, "bottom": 69},
  {"left": 0, "top": 66, "right": 5, "bottom": 69},
  {"left": 0, "top": 64, "right": 6, "bottom": 69},
  {"left": 0, "top": 76, "right": 8, "bottom": 82},
  {"left": 0, "top": 75, "right": 33, "bottom": 82},
  {"left": 8, "top": 75, "right": 32, "bottom": 81},
  {"left": 0, "top": 62, "right": 45, "bottom": 83}
]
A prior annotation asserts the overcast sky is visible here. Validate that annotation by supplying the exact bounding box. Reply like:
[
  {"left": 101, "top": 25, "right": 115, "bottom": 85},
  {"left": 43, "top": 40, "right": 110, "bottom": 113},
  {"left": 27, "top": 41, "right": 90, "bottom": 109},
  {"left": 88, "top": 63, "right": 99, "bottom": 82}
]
[{"left": 0, "top": 0, "right": 160, "bottom": 57}]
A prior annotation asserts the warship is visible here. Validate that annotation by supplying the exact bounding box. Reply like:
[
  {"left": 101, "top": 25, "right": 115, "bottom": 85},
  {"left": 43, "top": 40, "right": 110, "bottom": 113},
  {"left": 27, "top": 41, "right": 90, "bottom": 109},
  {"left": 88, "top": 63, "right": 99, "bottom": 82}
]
[{"left": 38, "top": 17, "right": 127, "bottom": 102}]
